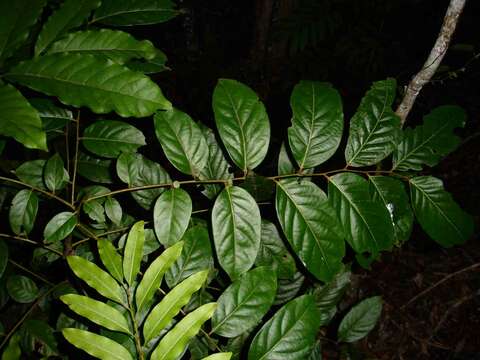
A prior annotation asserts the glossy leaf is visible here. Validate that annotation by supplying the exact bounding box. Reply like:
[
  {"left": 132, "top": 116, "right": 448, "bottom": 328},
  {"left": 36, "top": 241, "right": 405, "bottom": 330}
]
[
  {"left": 212, "top": 267, "right": 277, "bottom": 338},
  {"left": 126, "top": 50, "right": 168, "bottom": 73},
  {"left": 9, "top": 190, "right": 38, "bottom": 235},
  {"left": 393, "top": 106, "right": 466, "bottom": 171},
  {"left": 213, "top": 79, "right": 270, "bottom": 172},
  {"left": 248, "top": 295, "right": 320, "bottom": 360},
  {"left": 83, "top": 200, "right": 106, "bottom": 223},
  {"left": 7, "top": 54, "right": 171, "bottom": 118},
  {"left": 0, "top": 82, "right": 46, "bottom": 150},
  {"left": 338, "top": 296, "right": 382, "bottom": 343},
  {"left": 77, "top": 152, "right": 113, "bottom": 184},
  {"left": 98, "top": 239, "right": 123, "bottom": 282},
  {"left": 30, "top": 98, "right": 73, "bottom": 133},
  {"left": 15, "top": 160, "right": 46, "bottom": 189},
  {"left": 288, "top": 81, "right": 343, "bottom": 170},
  {"left": 123, "top": 221, "right": 145, "bottom": 286},
  {"left": 274, "top": 272, "right": 304, "bottom": 306},
  {"left": 44, "top": 153, "right": 69, "bottom": 192},
  {"left": 43, "top": 212, "right": 77, "bottom": 243},
  {"left": 62, "top": 328, "right": 133, "bottom": 360},
  {"left": 35, "top": 0, "right": 101, "bottom": 55},
  {"left": 276, "top": 179, "right": 345, "bottom": 282},
  {"left": 7, "top": 275, "right": 38, "bottom": 303},
  {"left": 150, "top": 302, "right": 217, "bottom": 360},
  {"left": 143, "top": 270, "right": 209, "bottom": 342},
  {"left": 409, "top": 176, "right": 474, "bottom": 247},
  {"left": 104, "top": 197, "right": 122, "bottom": 225},
  {"left": 277, "top": 142, "right": 295, "bottom": 176},
  {"left": 212, "top": 186, "right": 261, "bottom": 279},
  {"left": 202, "top": 354, "right": 232, "bottom": 360},
  {"left": 60, "top": 294, "right": 131, "bottom": 334},
  {"left": 345, "top": 79, "right": 400, "bottom": 166},
  {"left": 0, "top": 240, "right": 7, "bottom": 279}
]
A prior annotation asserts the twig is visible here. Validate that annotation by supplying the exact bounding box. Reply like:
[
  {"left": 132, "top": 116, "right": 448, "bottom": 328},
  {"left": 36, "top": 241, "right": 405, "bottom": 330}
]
[
  {"left": 0, "top": 233, "right": 63, "bottom": 256},
  {"left": 8, "top": 259, "right": 55, "bottom": 286},
  {"left": 71, "top": 111, "right": 81, "bottom": 205}
]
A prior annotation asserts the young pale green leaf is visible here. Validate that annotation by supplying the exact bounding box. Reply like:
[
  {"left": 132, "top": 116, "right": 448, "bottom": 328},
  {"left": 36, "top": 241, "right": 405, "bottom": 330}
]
[
  {"left": 369, "top": 176, "right": 413, "bottom": 244},
  {"left": 98, "top": 239, "right": 123, "bottom": 283},
  {"left": 143, "top": 270, "right": 209, "bottom": 343},
  {"left": 248, "top": 295, "right": 321, "bottom": 360},
  {"left": 62, "top": 328, "right": 133, "bottom": 360},
  {"left": 30, "top": 98, "right": 73, "bottom": 133},
  {"left": 93, "top": 0, "right": 180, "bottom": 26},
  {"left": 43, "top": 212, "right": 77, "bottom": 243},
  {"left": 153, "top": 188, "right": 192, "bottom": 246},
  {"left": 135, "top": 241, "right": 183, "bottom": 313},
  {"left": 409, "top": 176, "right": 474, "bottom": 247},
  {"left": 123, "top": 221, "right": 145, "bottom": 286},
  {"left": 6, "top": 275, "right": 39, "bottom": 303},
  {"left": 150, "top": 302, "right": 217, "bottom": 360},
  {"left": 44, "top": 153, "right": 69, "bottom": 193},
  {"left": 328, "top": 173, "right": 394, "bottom": 258},
  {"left": 35, "top": 0, "right": 101, "bottom": 56},
  {"left": 202, "top": 354, "right": 232, "bottom": 360},
  {"left": 77, "top": 152, "right": 113, "bottom": 184},
  {"left": 288, "top": 81, "right": 343, "bottom": 170},
  {"left": 47, "top": 29, "right": 158, "bottom": 64},
  {"left": 0, "top": 83, "right": 46, "bottom": 150},
  {"left": 212, "top": 186, "right": 261, "bottom": 280},
  {"left": 345, "top": 79, "right": 401, "bottom": 167},
  {"left": 7, "top": 54, "right": 171, "bottom": 118},
  {"left": 213, "top": 79, "right": 270, "bottom": 172},
  {"left": 276, "top": 179, "right": 345, "bottom": 282},
  {"left": 83, "top": 200, "right": 106, "bottom": 223},
  {"left": 9, "top": 190, "right": 38, "bottom": 235},
  {"left": 212, "top": 267, "right": 277, "bottom": 338},
  {"left": 60, "top": 294, "right": 131, "bottom": 334},
  {"left": 15, "top": 160, "right": 46, "bottom": 189},
  {"left": 338, "top": 296, "right": 382, "bottom": 343},
  {"left": 154, "top": 108, "right": 209, "bottom": 176},
  {"left": 393, "top": 106, "right": 466, "bottom": 171},
  {"left": 0, "top": 240, "right": 7, "bottom": 278},
  {"left": 83, "top": 120, "right": 145, "bottom": 158},
  {"left": 67, "top": 256, "right": 125, "bottom": 304},
  {"left": 104, "top": 197, "right": 122, "bottom": 225}
]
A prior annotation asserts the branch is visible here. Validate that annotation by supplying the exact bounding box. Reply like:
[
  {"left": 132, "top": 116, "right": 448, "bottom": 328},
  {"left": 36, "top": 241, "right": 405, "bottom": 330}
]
[{"left": 396, "top": 0, "right": 466, "bottom": 125}]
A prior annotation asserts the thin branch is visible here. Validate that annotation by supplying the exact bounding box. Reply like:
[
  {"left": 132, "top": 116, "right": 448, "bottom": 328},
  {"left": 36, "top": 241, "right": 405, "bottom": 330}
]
[
  {"left": 71, "top": 111, "right": 81, "bottom": 205},
  {"left": 0, "top": 233, "right": 63, "bottom": 256},
  {"left": 8, "top": 260, "right": 55, "bottom": 286}
]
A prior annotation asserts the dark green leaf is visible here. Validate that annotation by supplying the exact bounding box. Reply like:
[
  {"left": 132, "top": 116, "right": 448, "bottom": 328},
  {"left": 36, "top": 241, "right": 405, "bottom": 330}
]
[
  {"left": 43, "top": 212, "right": 77, "bottom": 243},
  {"left": 0, "top": 240, "right": 7, "bottom": 279},
  {"left": 239, "top": 172, "right": 275, "bottom": 202},
  {"left": 24, "top": 319, "right": 58, "bottom": 354},
  {"left": 15, "top": 160, "right": 46, "bottom": 189},
  {"left": 44, "top": 153, "right": 69, "bottom": 192},
  {"left": 83, "top": 200, "right": 106, "bottom": 223},
  {"left": 9, "top": 190, "right": 38, "bottom": 235},
  {"left": 78, "top": 152, "right": 113, "bottom": 184},
  {"left": 123, "top": 221, "right": 145, "bottom": 286},
  {"left": 1, "top": 333, "right": 21, "bottom": 360},
  {"left": 274, "top": 272, "right": 304, "bottom": 305},
  {"left": 105, "top": 197, "right": 122, "bottom": 225},
  {"left": 126, "top": 50, "right": 168, "bottom": 73},
  {"left": 7, "top": 275, "right": 38, "bottom": 303},
  {"left": 277, "top": 142, "right": 295, "bottom": 176},
  {"left": 98, "top": 239, "right": 123, "bottom": 282},
  {"left": 77, "top": 185, "right": 110, "bottom": 203},
  {"left": 338, "top": 296, "right": 382, "bottom": 343},
  {"left": 30, "top": 98, "right": 73, "bottom": 133}
]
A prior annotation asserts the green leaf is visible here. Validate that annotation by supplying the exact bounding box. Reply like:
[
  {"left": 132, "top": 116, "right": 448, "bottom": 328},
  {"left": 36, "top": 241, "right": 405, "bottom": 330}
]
[
  {"left": 288, "top": 81, "right": 343, "bottom": 170},
  {"left": 78, "top": 185, "right": 111, "bottom": 203},
  {"left": 123, "top": 221, "right": 145, "bottom": 286},
  {"left": 136, "top": 241, "right": 183, "bottom": 313},
  {"left": 212, "top": 186, "right": 261, "bottom": 279},
  {"left": 15, "top": 160, "right": 46, "bottom": 189},
  {"left": 67, "top": 255, "right": 125, "bottom": 304},
  {"left": 277, "top": 142, "right": 295, "bottom": 176},
  {"left": 7, "top": 54, "right": 171, "bottom": 118},
  {"left": 328, "top": 173, "right": 394, "bottom": 257},
  {"left": 274, "top": 272, "right": 304, "bottom": 306},
  {"left": 9, "top": 190, "right": 38, "bottom": 235},
  {"left": 239, "top": 172, "right": 275, "bottom": 202},
  {"left": 83, "top": 120, "right": 146, "bottom": 158},
  {"left": 93, "top": 0, "right": 180, "bottom": 26},
  {"left": 276, "top": 179, "right": 345, "bottom": 282},
  {"left": 338, "top": 296, "right": 382, "bottom": 343},
  {"left": 143, "top": 270, "right": 209, "bottom": 343},
  {"left": 0, "top": 240, "right": 7, "bottom": 279},
  {"left": 61, "top": 294, "right": 131, "bottom": 334},
  {"left": 369, "top": 176, "right": 413, "bottom": 244},
  {"left": 202, "top": 354, "right": 232, "bottom": 360},
  {"left": 43, "top": 212, "right": 77, "bottom": 243},
  {"left": 47, "top": 29, "right": 158, "bottom": 64},
  {"left": 0, "top": 83, "right": 46, "bottom": 150},
  {"left": 409, "top": 176, "right": 474, "bottom": 247},
  {"left": 35, "top": 0, "right": 101, "bottom": 56},
  {"left": 248, "top": 295, "right": 321, "bottom": 360},
  {"left": 126, "top": 50, "right": 168, "bottom": 73},
  {"left": 44, "top": 153, "right": 69, "bottom": 192},
  {"left": 105, "top": 197, "right": 122, "bottom": 225},
  {"left": 213, "top": 79, "right": 270, "bottom": 172},
  {"left": 165, "top": 226, "right": 213, "bottom": 288},
  {"left": 1, "top": 333, "right": 21, "bottom": 360},
  {"left": 78, "top": 152, "right": 113, "bottom": 184},
  {"left": 98, "top": 239, "right": 123, "bottom": 283},
  {"left": 212, "top": 267, "right": 277, "bottom": 338},
  {"left": 62, "top": 328, "right": 133, "bottom": 360},
  {"left": 154, "top": 188, "right": 192, "bottom": 246},
  {"left": 83, "top": 200, "right": 106, "bottom": 223},
  {"left": 30, "top": 98, "right": 73, "bottom": 133},
  {"left": 150, "top": 302, "right": 217, "bottom": 360},
  {"left": 24, "top": 319, "right": 58, "bottom": 354},
  {"left": 345, "top": 79, "right": 401, "bottom": 167},
  {"left": 6, "top": 275, "right": 38, "bottom": 303},
  {"left": 393, "top": 106, "right": 466, "bottom": 171},
  {"left": 154, "top": 108, "right": 209, "bottom": 176}
]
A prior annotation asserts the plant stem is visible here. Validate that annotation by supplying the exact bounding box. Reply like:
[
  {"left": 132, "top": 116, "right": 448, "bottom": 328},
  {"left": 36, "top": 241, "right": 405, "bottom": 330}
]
[
  {"left": 0, "top": 233, "right": 63, "bottom": 256},
  {"left": 71, "top": 112, "right": 80, "bottom": 205},
  {"left": 126, "top": 287, "right": 144, "bottom": 360},
  {"left": 8, "top": 259, "right": 55, "bottom": 286}
]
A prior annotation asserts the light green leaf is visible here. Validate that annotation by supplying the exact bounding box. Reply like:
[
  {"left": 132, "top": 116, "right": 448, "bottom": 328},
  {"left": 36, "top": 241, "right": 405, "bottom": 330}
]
[
  {"left": 212, "top": 267, "right": 277, "bottom": 338},
  {"left": 212, "top": 186, "right": 261, "bottom": 280},
  {"left": 338, "top": 296, "right": 382, "bottom": 343},
  {"left": 393, "top": 106, "right": 466, "bottom": 171},
  {"left": 150, "top": 302, "right": 217, "bottom": 360},
  {"left": 0, "top": 240, "right": 7, "bottom": 279},
  {"left": 9, "top": 190, "right": 38, "bottom": 235},
  {"left": 202, "top": 354, "right": 232, "bottom": 360},
  {"left": 153, "top": 188, "right": 192, "bottom": 246},
  {"left": 288, "top": 81, "right": 343, "bottom": 170},
  {"left": 409, "top": 176, "right": 474, "bottom": 247},
  {"left": 105, "top": 197, "right": 122, "bottom": 225},
  {"left": 98, "top": 239, "right": 123, "bottom": 283},
  {"left": 15, "top": 160, "right": 46, "bottom": 189},
  {"left": 248, "top": 295, "right": 320, "bottom": 360},
  {"left": 44, "top": 153, "right": 69, "bottom": 192},
  {"left": 67, "top": 256, "right": 125, "bottom": 304},
  {"left": 7, "top": 54, "right": 171, "bottom": 118},
  {"left": 143, "top": 270, "right": 209, "bottom": 343},
  {"left": 78, "top": 152, "right": 113, "bottom": 184},
  {"left": 83, "top": 200, "right": 106, "bottom": 223},
  {"left": 62, "top": 328, "right": 133, "bottom": 360},
  {"left": 1, "top": 333, "right": 21, "bottom": 360},
  {"left": 213, "top": 79, "right": 270, "bottom": 172},
  {"left": 345, "top": 79, "right": 400, "bottom": 167},
  {"left": 123, "top": 221, "right": 145, "bottom": 286},
  {"left": 6, "top": 275, "right": 38, "bottom": 303},
  {"left": 0, "top": 83, "right": 46, "bottom": 150},
  {"left": 43, "top": 212, "right": 77, "bottom": 243},
  {"left": 35, "top": 0, "right": 101, "bottom": 56},
  {"left": 276, "top": 179, "right": 345, "bottom": 282},
  {"left": 30, "top": 98, "right": 73, "bottom": 133}
]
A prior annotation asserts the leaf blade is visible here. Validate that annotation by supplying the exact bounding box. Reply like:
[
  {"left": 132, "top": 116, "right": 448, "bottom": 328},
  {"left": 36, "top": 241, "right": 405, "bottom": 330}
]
[
  {"left": 123, "top": 221, "right": 145, "bottom": 286},
  {"left": 338, "top": 296, "right": 382, "bottom": 343}
]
